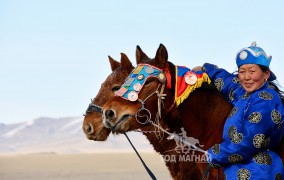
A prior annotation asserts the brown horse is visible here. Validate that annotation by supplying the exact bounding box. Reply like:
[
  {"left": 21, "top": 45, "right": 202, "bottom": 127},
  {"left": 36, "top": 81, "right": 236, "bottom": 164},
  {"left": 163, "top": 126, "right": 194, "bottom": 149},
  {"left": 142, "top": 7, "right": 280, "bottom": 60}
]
[
  {"left": 101, "top": 44, "right": 234, "bottom": 179},
  {"left": 83, "top": 50, "right": 208, "bottom": 179},
  {"left": 102, "top": 44, "right": 284, "bottom": 179},
  {"left": 82, "top": 53, "right": 134, "bottom": 141}
]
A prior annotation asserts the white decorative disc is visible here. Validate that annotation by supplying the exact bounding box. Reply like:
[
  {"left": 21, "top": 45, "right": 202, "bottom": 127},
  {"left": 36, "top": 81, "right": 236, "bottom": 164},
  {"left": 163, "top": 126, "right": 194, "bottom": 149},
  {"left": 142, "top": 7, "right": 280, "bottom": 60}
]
[
  {"left": 184, "top": 71, "right": 198, "bottom": 85},
  {"left": 133, "top": 83, "right": 142, "bottom": 91},
  {"left": 158, "top": 72, "right": 166, "bottom": 83},
  {"left": 127, "top": 91, "right": 138, "bottom": 101},
  {"left": 239, "top": 51, "right": 248, "bottom": 60}
]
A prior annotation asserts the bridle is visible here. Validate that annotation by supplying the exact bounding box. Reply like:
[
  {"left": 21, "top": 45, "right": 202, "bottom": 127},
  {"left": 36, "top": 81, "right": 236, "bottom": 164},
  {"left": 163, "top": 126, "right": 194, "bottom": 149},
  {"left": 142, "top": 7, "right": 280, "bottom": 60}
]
[
  {"left": 84, "top": 99, "right": 157, "bottom": 180},
  {"left": 135, "top": 83, "right": 166, "bottom": 124},
  {"left": 109, "top": 83, "right": 166, "bottom": 137},
  {"left": 113, "top": 64, "right": 170, "bottom": 139},
  {"left": 83, "top": 65, "right": 168, "bottom": 180},
  {"left": 85, "top": 100, "right": 103, "bottom": 114},
  {"left": 135, "top": 83, "right": 167, "bottom": 140}
]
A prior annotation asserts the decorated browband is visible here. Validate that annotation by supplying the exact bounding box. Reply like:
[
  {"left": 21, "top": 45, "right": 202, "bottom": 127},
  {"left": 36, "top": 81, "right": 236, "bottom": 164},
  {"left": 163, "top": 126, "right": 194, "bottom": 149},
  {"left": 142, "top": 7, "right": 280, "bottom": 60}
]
[{"left": 115, "top": 64, "right": 166, "bottom": 101}]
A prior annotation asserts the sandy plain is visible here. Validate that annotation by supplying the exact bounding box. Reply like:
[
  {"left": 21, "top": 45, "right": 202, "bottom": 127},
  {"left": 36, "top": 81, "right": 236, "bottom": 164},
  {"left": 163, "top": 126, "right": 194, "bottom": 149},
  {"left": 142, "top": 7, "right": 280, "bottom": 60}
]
[{"left": 0, "top": 153, "right": 172, "bottom": 180}]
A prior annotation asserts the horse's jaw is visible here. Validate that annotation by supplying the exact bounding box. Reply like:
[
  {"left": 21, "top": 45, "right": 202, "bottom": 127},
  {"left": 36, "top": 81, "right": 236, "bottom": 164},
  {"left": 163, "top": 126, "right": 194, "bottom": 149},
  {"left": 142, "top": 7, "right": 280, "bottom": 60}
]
[{"left": 91, "top": 127, "right": 111, "bottom": 141}]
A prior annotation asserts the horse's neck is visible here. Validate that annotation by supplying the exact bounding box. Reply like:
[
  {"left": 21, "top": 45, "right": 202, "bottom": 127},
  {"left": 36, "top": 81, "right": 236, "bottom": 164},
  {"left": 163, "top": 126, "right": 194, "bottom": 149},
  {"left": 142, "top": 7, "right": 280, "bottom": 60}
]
[
  {"left": 140, "top": 123, "right": 175, "bottom": 155},
  {"left": 165, "top": 62, "right": 230, "bottom": 148},
  {"left": 178, "top": 87, "right": 232, "bottom": 149}
]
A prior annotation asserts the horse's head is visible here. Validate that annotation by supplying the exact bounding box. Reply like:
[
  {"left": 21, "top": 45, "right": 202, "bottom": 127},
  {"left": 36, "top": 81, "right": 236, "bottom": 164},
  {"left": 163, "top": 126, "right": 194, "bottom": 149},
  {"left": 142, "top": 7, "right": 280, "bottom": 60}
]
[
  {"left": 102, "top": 44, "right": 177, "bottom": 133},
  {"left": 82, "top": 53, "right": 134, "bottom": 140}
]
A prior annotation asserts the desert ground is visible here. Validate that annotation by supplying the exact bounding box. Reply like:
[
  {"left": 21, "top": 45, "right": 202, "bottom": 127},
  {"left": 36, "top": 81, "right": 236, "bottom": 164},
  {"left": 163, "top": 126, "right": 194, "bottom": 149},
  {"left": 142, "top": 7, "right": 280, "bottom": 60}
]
[{"left": 0, "top": 153, "right": 171, "bottom": 180}]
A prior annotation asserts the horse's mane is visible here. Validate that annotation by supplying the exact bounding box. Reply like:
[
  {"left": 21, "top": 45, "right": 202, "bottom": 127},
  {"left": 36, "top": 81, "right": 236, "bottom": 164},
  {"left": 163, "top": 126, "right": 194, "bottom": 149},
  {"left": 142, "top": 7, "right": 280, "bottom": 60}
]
[{"left": 167, "top": 61, "right": 177, "bottom": 96}]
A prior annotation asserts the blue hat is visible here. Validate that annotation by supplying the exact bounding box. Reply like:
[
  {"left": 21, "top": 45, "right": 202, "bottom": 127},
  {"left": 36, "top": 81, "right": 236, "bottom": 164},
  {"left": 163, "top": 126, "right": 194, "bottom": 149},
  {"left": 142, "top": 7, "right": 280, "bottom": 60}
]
[{"left": 236, "top": 42, "right": 276, "bottom": 81}]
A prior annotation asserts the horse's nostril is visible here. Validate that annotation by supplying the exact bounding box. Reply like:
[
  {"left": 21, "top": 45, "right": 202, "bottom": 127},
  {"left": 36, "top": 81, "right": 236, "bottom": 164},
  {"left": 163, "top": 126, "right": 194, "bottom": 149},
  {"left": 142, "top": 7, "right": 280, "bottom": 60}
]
[
  {"left": 84, "top": 123, "right": 94, "bottom": 135},
  {"left": 105, "top": 109, "right": 115, "bottom": 120}
]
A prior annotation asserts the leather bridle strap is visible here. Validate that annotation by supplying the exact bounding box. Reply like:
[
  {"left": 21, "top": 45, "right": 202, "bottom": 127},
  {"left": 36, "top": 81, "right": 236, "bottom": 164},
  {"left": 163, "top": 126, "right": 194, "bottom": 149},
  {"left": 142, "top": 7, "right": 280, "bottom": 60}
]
[
  {"left": 201, "top": 163, "right": 219, "bottom": 180},
  {"left": 201, "top": 163, "right": 211, "bottom": 180}
]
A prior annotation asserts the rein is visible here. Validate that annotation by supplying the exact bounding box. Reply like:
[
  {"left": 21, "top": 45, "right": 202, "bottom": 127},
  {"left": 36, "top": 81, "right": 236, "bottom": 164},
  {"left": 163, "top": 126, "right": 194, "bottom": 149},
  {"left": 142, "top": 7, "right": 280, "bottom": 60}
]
[{"left": 123, "top": 133, "right": 157, "bottom": 180}]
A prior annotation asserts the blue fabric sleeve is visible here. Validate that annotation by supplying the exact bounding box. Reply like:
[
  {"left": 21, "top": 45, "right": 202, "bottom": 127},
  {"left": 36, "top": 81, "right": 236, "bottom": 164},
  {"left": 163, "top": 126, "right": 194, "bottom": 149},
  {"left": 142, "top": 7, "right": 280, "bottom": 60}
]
[{"left": 202, "top": 63, "right": 240, "bottom": 104}]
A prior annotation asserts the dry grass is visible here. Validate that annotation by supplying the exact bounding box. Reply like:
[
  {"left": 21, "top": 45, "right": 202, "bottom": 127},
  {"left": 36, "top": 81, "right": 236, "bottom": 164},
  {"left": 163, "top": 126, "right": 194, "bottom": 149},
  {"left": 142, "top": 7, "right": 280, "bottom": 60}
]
[{"left": 0, "top": 153, "right": 171, "bottom": 180}]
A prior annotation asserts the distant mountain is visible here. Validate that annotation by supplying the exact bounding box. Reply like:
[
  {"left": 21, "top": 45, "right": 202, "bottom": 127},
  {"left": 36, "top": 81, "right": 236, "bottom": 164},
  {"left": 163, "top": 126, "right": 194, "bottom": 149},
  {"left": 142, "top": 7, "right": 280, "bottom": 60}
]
[{"left": 0, "top": 117, "right": 154, "bottom": 154}]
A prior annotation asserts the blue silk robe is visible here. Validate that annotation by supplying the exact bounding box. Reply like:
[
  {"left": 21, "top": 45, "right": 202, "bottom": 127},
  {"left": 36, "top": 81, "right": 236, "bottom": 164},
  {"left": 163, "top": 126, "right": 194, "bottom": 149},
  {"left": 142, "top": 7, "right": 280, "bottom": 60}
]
[{"left": 203, "top": 63, "right": 284, "bottom": 180}]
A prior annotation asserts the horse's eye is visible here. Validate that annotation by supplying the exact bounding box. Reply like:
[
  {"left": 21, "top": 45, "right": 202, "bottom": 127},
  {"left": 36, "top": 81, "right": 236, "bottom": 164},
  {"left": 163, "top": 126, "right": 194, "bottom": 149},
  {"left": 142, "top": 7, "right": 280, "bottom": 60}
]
[{"left": 111, "top": 86, "right": 120, "bottom": 92}]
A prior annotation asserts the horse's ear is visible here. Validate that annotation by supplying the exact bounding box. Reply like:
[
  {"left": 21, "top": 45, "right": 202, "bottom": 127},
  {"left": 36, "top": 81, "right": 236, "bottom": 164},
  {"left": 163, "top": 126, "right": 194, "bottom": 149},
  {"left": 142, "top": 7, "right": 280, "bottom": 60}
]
[
  {"left": 108, "top": 56, "right": 121, "bottom": 71},
  {"left": 136, "top": 45, "right": 149, "bottom": 64},
  {"left": 120, "top": 53, "right": 133, "bottom": 73},
  {"left": 154, "top": 44, "right": 168, "bottom": 69}
]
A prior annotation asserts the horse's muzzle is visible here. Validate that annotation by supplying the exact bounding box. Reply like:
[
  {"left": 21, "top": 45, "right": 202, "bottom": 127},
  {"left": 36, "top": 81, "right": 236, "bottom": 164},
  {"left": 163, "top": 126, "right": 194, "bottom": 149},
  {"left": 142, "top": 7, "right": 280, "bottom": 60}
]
[{"left": 103, "top": 108, "right": 134, "bottom": 131}]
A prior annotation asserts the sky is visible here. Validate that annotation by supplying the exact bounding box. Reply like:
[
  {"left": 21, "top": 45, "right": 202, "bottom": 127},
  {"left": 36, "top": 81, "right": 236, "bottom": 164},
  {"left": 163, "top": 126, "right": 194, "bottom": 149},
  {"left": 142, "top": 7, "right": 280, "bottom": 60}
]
[{"left": 1, "top": 0, "right": 284, "bottom": 124}]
